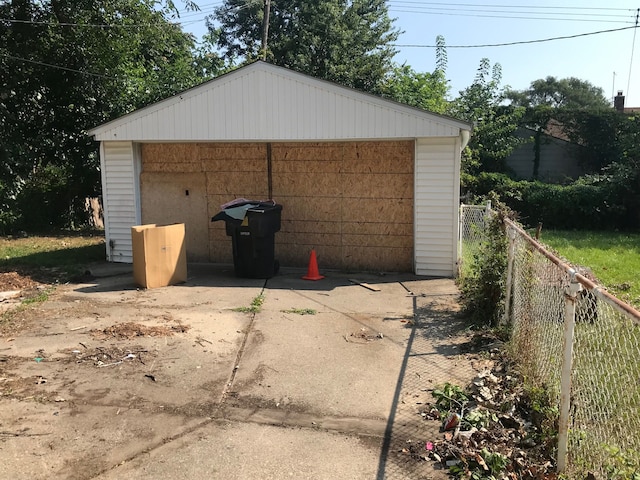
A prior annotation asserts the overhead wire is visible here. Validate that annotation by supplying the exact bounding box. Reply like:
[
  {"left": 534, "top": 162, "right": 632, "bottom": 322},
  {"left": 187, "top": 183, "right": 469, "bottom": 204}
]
[
  {"left": 386, "top": 1, "right": 631, "bottom": 11},
  {"left": 627, "top": 9, "right": 639, "bottom": 99},
  {"left": 0, "top": 53, "right": 124, "bottom": 81},
  {"left": 1, "top": 2, "right": 636, "bottom": 82},
  {"left": 393, "top": 25, "right": 638, "bottom": 48}
]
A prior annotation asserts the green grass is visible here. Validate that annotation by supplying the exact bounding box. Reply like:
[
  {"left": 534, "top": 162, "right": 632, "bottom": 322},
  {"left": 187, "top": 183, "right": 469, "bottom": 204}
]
[
  {"left": 0, "top": 233, "right": 105, "bottom": 283},
  {"left": 233, "top": 294, "right": 265, "bottom": 314},
  {"left": 537, "top": 230, "right": 640, "bottom": 309}
]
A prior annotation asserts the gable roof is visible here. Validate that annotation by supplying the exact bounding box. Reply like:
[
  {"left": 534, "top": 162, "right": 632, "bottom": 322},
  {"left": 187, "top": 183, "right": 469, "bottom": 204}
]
[{"left": 89, "top": 61, "right": 471, "bottom": 142}]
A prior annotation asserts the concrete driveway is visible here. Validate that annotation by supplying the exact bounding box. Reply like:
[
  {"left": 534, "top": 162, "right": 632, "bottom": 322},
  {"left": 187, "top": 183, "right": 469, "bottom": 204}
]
[{"left": 0, "top": 264, "right": 484, "bottom": 479}]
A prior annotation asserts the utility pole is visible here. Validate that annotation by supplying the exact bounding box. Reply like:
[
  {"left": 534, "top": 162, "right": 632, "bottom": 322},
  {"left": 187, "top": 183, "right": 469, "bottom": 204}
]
[{"left": 261, "top": 0, "right": 271, "bottom": 61}]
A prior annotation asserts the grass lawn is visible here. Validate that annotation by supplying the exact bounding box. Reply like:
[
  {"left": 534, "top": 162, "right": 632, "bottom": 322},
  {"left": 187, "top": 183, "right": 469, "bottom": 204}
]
[
  {"left": 0, "top": 233, "right": 105, "bottom": 284},
  {"left": 537, "top": 230, "right": 640, "bottom": 309}
]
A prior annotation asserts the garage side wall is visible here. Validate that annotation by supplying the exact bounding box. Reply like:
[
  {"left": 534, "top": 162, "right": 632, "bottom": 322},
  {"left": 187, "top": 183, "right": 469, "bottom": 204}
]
[
  {"left": 414, "top": 137, "right": 460, "bottom": 277},
  {"left": 100, "top": 141, "right": 141, "bottom": 263}
]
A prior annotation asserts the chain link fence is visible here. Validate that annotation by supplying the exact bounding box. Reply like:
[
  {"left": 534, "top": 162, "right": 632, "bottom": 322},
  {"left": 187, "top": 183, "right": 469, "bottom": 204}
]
[
  {"left": 457, "top": 203, "right": 491, "bottom": 278},
  {"left": 459, "top": 205, "right": 640, "bottom": 478}
]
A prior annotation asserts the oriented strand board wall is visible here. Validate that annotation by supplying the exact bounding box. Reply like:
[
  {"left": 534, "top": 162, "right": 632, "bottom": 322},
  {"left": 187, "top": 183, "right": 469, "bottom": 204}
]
[
  {"left": 201, "top": 144, "right": 269, "bottom": 262},
  {"left": 140, "top": 141, "right": 413, "bottom": 272},
  {"left": 140, "top": 143, "right": 268, "bottom": 264},
  {"left": 272, "top": 141, "right": 414, "bottom": 272}
]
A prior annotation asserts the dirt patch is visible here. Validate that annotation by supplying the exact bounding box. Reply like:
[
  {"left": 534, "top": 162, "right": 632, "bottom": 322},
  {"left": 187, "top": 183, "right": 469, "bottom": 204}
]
[
  {"left": 0, "top": 271, "right": 42, "bottom": 291},
  {"left": 90, "top": 322, "right": 190, "bottom": 340}
]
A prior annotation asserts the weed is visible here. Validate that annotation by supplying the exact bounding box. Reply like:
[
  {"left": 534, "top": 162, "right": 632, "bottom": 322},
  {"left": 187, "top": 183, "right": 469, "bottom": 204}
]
[
  {"left": 281, "top": 308, "right": 316, "bottom": 315},
  {"left": 464, "top": 408, "right": 498, "bottom": 430},
  {"left": 602, "top": 445, "right": 640, "bottom": 480},
  {"left": 21, "top": 287, "right": 53, "bottom": 305},
  {"left": 233, "top": 294, "right": 265, "bottom": 314},
  {"left": 459, "top": 197, "right": 513, "bottom": 327},
  {"left": 432, "top": 382, "right": 468, "bottom": 412},
  {"left": 449, "top": 448, "right": 510, "bottom": 480}
]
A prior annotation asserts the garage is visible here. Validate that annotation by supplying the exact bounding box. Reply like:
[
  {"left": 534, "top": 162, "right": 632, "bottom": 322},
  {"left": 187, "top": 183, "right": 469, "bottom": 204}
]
[{"left": 90, "top": 61, "right": 471, "bottom": 276}]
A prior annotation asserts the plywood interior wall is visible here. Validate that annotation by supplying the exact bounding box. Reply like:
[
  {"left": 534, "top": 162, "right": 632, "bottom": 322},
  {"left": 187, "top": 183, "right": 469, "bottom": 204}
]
[{"left": 140, "top": 141, "right": 413, "bottom": 272}]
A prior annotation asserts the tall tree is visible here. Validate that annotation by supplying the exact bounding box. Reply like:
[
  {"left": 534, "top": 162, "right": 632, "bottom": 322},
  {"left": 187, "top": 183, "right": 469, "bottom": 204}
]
[
  {"left": 505, "top": 76, "right": 609, "bottom": 179},
  {"left": 506, "top": 76, "right": 610, "bottom": 110},
  {"left": 448, "top": 59, "right": 525, "bottom": 177},
  {"left": 209, "top": 0, "right": 400, "bottom": 93},
  {"left": 0, "top": 0, "right": 208, "bottom": 231},
  {"left": 380, "top": 35, "right": 449, "bottom": 113}
]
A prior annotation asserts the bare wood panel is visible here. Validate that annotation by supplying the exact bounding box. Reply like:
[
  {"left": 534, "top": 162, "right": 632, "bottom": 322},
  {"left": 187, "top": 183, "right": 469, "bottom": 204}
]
[
  {"left": 200, "top": 143, "right": 266, "bottom": 160},
  {"left": 140, "top": 172, "right": 209, "bottom": 262},
  {"left": 281, "top": 220, "right": 341, "bottom": 234},
  {"left": 342, "top": 233, "right": 413, "bottom": 249},
  {"left": 273, "top": 172, "right": 342, "bottom": 197},
  {"left": 142, "top": 143, "right": 200, "bottom": 165},
  {"left": 342, "top": 246, "right": 413, "bottom": 272},
  {"left": 206, "top": 172, "right": 269, "bottom": 197},
  {"left": 202, "top": 158, "right": 266, "bottom": 172},
  {"left": 272, "top": 143, "right": 344, "bottom": 161},
  {"left": 139, "top": 140, "right": 416, "bottom": 271},
  {"left": 340, "top": 198, "right": 413, "bottom": 224},
  {"left": 341, "top": 222, "right": 412, "bottom": 236},
  {"left": 143, "top": 162, "right": 202, "bottom": 173},
  {"left": 276, "top": 197, "right": 343, "bottom": 222},
  {"left": 209, "top": 240, "right": 233, "bottom": 263},
  {"left": 342, "top": 141, "right": 414, "bottom": 173},
  {"left": 272, "top": 160, "right": 342, "bottom": 174},
  {"left": 342, "top": 173, "right": 412, "bottom": 199},
  {"left": 278, "top": 232, "right": 342, "bottom": 247}
]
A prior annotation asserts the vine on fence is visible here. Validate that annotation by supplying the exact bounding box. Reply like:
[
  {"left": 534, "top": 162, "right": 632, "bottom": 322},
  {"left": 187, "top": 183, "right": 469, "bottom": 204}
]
[{"left": 459, "top": 200, "right": 512, "bottom": 327}]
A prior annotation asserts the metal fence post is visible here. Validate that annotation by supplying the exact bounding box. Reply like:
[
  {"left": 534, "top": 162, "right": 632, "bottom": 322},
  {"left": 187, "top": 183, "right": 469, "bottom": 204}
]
[
  {"left": 502, "top": 226, "right": 516, "bottom": 325},
  {"left": 557, "top": 273, "right": 582, "bottom": 473}
]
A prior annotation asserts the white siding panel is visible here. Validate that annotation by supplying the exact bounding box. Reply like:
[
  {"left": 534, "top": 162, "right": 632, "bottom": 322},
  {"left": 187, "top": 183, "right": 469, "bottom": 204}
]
[
  {"left": 101, "top": 141, "right": 140, "bottom": 263},
  {"left": 414, "top": 137, "right": 461, "bottom": 277},
  {"left": 90, "top": 62, "right": 470, "bottom": 142}
]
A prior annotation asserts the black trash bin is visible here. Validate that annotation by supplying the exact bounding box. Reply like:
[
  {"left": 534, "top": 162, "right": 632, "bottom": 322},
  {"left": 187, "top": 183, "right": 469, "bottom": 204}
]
[{"left": 213, "top": 202, "right": 282, "bottom": 279}]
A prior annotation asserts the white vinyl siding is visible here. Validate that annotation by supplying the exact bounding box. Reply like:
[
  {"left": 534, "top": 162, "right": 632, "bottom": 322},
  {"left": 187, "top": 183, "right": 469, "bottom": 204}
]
[
  {"left": 100, "top": 141, "right": 140, "bottom": 263},
  {"left": 414, "top": 137, "right": 461, "bottom": 276},
  {"left": 90, "top": 62, "right": 469, "bottom": 142}
]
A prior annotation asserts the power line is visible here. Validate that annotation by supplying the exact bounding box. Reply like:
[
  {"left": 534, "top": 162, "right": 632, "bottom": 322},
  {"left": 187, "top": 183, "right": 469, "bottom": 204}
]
[
  {"left": 627, "top": 9, "right": 640, "bottom": 98},
  {"left": 393, "top": 25, "right": 638, "bottom": 48},
  {"left": 387, "top": 1, "right": 632, "bottom": 11},
  {"left": 0, "top": 53, "right": 125, "bottom": 81},
  {"left": 388, "top": 4, "right": 631, "bottom": 19},
  {"left": 388, "top": 9, "right": 633, "bottom": 24}
]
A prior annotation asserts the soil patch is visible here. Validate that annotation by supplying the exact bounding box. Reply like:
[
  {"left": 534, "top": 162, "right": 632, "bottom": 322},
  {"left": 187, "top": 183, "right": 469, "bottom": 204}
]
[{"left": 0, "top": 271, "right": 42, "bottom": 291}]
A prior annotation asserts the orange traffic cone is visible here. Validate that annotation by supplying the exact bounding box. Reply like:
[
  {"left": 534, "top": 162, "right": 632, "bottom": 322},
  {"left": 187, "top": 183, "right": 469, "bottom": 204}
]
[{"left": 302, "top": 249, "right": 324, "bottom": 281}]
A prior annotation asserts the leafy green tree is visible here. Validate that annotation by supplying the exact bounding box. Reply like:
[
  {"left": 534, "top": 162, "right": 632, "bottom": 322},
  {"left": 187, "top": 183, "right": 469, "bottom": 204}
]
[
  {"left": 505, "top": 76, "right": 610, "bottom": 179},
  {"left": 447, "top": 58, "right": 525, "bottom": 178},
  {"left": 0, "top": 0, "right": 207, "bottom": 231},
  {"left": 379, "top": 36, "right": 449, "bottom": 113},
  {"left": 506, "top": 76, "right": 610, "bottom": 109},
  {"left": 380, "top": 64, "right": 448, "bottom": 113},
  {"left": 210, "top": 0, "right": 400, "bottom": 93}
]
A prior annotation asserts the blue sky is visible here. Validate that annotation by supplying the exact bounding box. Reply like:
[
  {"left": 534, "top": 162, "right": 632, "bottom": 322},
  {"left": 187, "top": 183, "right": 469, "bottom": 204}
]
[{"left": 176, "top": 1, "right": 640, "bottom": 106}]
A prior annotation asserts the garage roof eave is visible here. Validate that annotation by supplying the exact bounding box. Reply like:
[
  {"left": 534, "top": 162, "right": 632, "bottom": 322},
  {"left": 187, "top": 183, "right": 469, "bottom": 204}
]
[{"left": 89, "top": 61, "right": 472, "bottom": 141}]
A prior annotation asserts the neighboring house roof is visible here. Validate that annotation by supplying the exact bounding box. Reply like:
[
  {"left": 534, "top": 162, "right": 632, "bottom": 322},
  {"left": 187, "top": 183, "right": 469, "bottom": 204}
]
[
  {"left": 89, "top": 61, "right": 472, "bottom": 142},
  {"left": 624, "top": 107, "right": 640, "bottom": 113}
]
